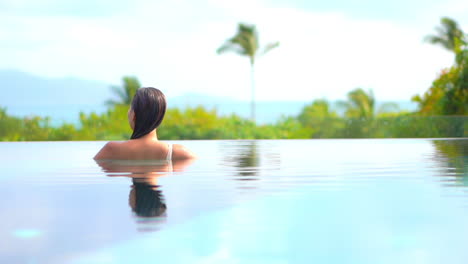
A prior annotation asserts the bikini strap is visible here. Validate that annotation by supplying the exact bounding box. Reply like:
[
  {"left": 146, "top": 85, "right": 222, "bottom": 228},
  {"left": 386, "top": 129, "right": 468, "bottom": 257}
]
[{"left": 166, "top": 143, "right": 173, "bottom": 161}]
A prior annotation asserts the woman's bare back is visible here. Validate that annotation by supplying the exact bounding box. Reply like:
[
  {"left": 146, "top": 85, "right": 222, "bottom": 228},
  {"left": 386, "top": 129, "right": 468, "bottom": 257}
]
[{"left": 94, "top": 140, "right": 195, "bottom": 160}]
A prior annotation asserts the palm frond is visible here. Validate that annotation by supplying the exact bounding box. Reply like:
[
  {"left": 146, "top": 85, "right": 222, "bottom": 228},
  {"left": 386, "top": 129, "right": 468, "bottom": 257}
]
[
  {"left": 217, "top": 42, "right": 248, "bottom": 56},
  {"left": 232, "top": 31, "right": 257, "bottom": 56},
  {"left": 260, "top": 42, "right": 280, "bottom": 56},
  {"left": 217, "top": 23, "right": 260, "bottom": 63},
  {"left": 345, "top": 88, "right": 375, "bottom": 118},
  {"left": 238, "top": 23, "right": 257, "bottom": 36},
  {"left": 216, "top": 42, "right": 233, "bottom": 54},
  {"left": 425, "top": 35, "right": 448, "bottom": 45},
  {"left": 426, "top": 17, "right": 466, "bottom": 52}
]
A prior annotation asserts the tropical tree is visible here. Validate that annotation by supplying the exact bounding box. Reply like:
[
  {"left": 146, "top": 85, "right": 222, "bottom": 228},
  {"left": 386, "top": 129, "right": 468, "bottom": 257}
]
[
  {"left": 339, "top": 88, "right": 376, "bottom": 119},
  {"left": 106, "top": 76, "right": 141, "bottom": 107},
  {"left": 425, "top": 17, "right": 466, "bottom": 52},
  {"left": 217, "top": 23, "right": 279, "bottom": 122},
  {"left": 415, "top": 17, "right": 468, "bottom": 115},
  {"left": 339, "top": 88, "right": 398, "bottom": 119}
]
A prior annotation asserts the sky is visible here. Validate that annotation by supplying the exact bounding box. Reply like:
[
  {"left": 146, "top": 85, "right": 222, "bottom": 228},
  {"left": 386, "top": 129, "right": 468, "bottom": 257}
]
[{"left": 1, "top": 0, "right": 468, "bottom": 101}]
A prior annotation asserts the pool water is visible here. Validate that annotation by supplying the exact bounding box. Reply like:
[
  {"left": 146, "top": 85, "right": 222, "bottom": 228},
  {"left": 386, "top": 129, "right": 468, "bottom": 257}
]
[{"left": 1, "top": 139, "right": 467, "bottom": 263}]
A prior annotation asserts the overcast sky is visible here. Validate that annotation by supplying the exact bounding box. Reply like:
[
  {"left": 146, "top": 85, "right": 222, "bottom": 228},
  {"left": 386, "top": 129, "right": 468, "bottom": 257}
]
[{"left": 1, "top": 0, "right": 468, "bottom": 101}]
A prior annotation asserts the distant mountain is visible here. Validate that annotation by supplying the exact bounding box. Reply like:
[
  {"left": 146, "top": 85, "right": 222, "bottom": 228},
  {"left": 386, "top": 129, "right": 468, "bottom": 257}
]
[{"left": 0, "top": 69, "right": 112, "bottom": 107}]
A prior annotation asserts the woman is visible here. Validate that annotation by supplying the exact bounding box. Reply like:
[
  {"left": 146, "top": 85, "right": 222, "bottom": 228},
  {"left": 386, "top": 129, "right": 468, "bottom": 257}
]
[{"left": 94, "top": 87, "right": 195, "bottom": 160}]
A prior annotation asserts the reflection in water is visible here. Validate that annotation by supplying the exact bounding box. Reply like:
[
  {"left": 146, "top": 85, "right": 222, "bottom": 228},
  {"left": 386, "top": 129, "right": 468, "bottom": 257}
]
[
  {"left": 129, "top": 180, "right": 166, "bottom": 217},
  {"left": 236, "top": 141, "right": 259, "bottom": 177},
  {"left": 225, "top": 141, "right": 260, "bottom": 178},
  {"left": 95, "top": 159, "right": 194, "bottom": 231},
  {"left": 5, "top": 140, "right": 468, "bottom": 263},
  {"left": 220, "top": 141, "right": 281, "bottom": 192},
  {"left": 432, "top": 139, "right": 468, "bottom": 186}
]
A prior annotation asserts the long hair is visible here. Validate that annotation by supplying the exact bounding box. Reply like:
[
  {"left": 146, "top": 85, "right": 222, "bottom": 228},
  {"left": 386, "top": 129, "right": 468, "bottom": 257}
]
[{"left": 130, "top": 87, "right": 167, "bottom": 139}]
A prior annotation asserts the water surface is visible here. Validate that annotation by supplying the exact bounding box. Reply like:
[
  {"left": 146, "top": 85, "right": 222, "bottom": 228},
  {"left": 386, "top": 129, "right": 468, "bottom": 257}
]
[{"left": 0, "top": 139, "right": 467, "bottom": 263}]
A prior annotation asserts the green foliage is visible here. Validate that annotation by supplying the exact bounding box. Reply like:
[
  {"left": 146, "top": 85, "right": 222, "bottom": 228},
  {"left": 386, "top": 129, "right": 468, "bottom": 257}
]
[
  {"left": 413, "top": 59, "right": 468, "bottom": 115},
  {"left": 297, "top": 100, "right": 342, "bottom": 138},
  {"left": 77, "top": 105, "right": 131, "bottom": 140},
  {"left": 416, "top": 17, "right": 468, "bottom": 115},
  {"left": 425, "top": 17, "right": 467, "bottom": 52},
  {"left": 340, "top": 88, "right": 376, "bottom": 119},
  {"left": 0, "top": 101, "right": 466, "bottom": 141},
  {"left": 0, "top": 107, "right": 55, "bottom": 141}
]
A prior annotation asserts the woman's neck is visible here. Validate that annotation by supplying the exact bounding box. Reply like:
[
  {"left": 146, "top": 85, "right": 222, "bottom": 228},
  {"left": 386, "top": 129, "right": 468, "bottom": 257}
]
[{"left": 138, "top": 129, "right": 158, "bottom": 141}]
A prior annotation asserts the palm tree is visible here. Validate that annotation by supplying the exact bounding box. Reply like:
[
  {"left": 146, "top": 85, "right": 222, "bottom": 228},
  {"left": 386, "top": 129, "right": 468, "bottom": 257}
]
[
  {"left": 339, "top": 88, "right": 376, "bottom": 119},
  {"left": 423, "top": 17, "right": 468, "bottom": 115},
  {"left": 425, "top": 17, "right": 467, "bottom": 52},
  {"left": 106, "top": 76, "right": 141, "bottom": 107},
  {"left": 339, "top": 88, "right": 398, "bottom": 119},
  {"left": 217, "top": 23, "right": 279, "bottom": 122}
]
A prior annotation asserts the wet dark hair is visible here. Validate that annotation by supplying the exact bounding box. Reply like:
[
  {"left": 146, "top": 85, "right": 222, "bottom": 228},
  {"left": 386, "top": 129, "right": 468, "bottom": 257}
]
[
  {"left": 131, "top": 181, "right": 167, "bottom": 217},
  {"left": 130, "top": 87, "right": 167, "bottom": 139}
]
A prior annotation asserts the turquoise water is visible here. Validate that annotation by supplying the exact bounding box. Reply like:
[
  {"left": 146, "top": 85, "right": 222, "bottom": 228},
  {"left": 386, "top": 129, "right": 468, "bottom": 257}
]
[{"left": 0, "top": 139, "right": 467, "bottom": 263}]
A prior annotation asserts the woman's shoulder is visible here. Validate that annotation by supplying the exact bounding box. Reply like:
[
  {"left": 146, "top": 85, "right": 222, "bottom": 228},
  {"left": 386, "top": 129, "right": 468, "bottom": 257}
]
[
  {"left": 94, "top": 141, "right": 196, "bottom": 160},
  {"left": 94, "top": 141, "right": 127, "bottom": 160},
  {"left": 171, "top": 143, "right": 197, "bottom": 160}
]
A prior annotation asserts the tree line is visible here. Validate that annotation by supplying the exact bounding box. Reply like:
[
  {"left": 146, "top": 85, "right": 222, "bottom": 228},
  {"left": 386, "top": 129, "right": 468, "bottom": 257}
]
[{"left": 0, "top": 83, "right": 465, "bottom": 141}]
